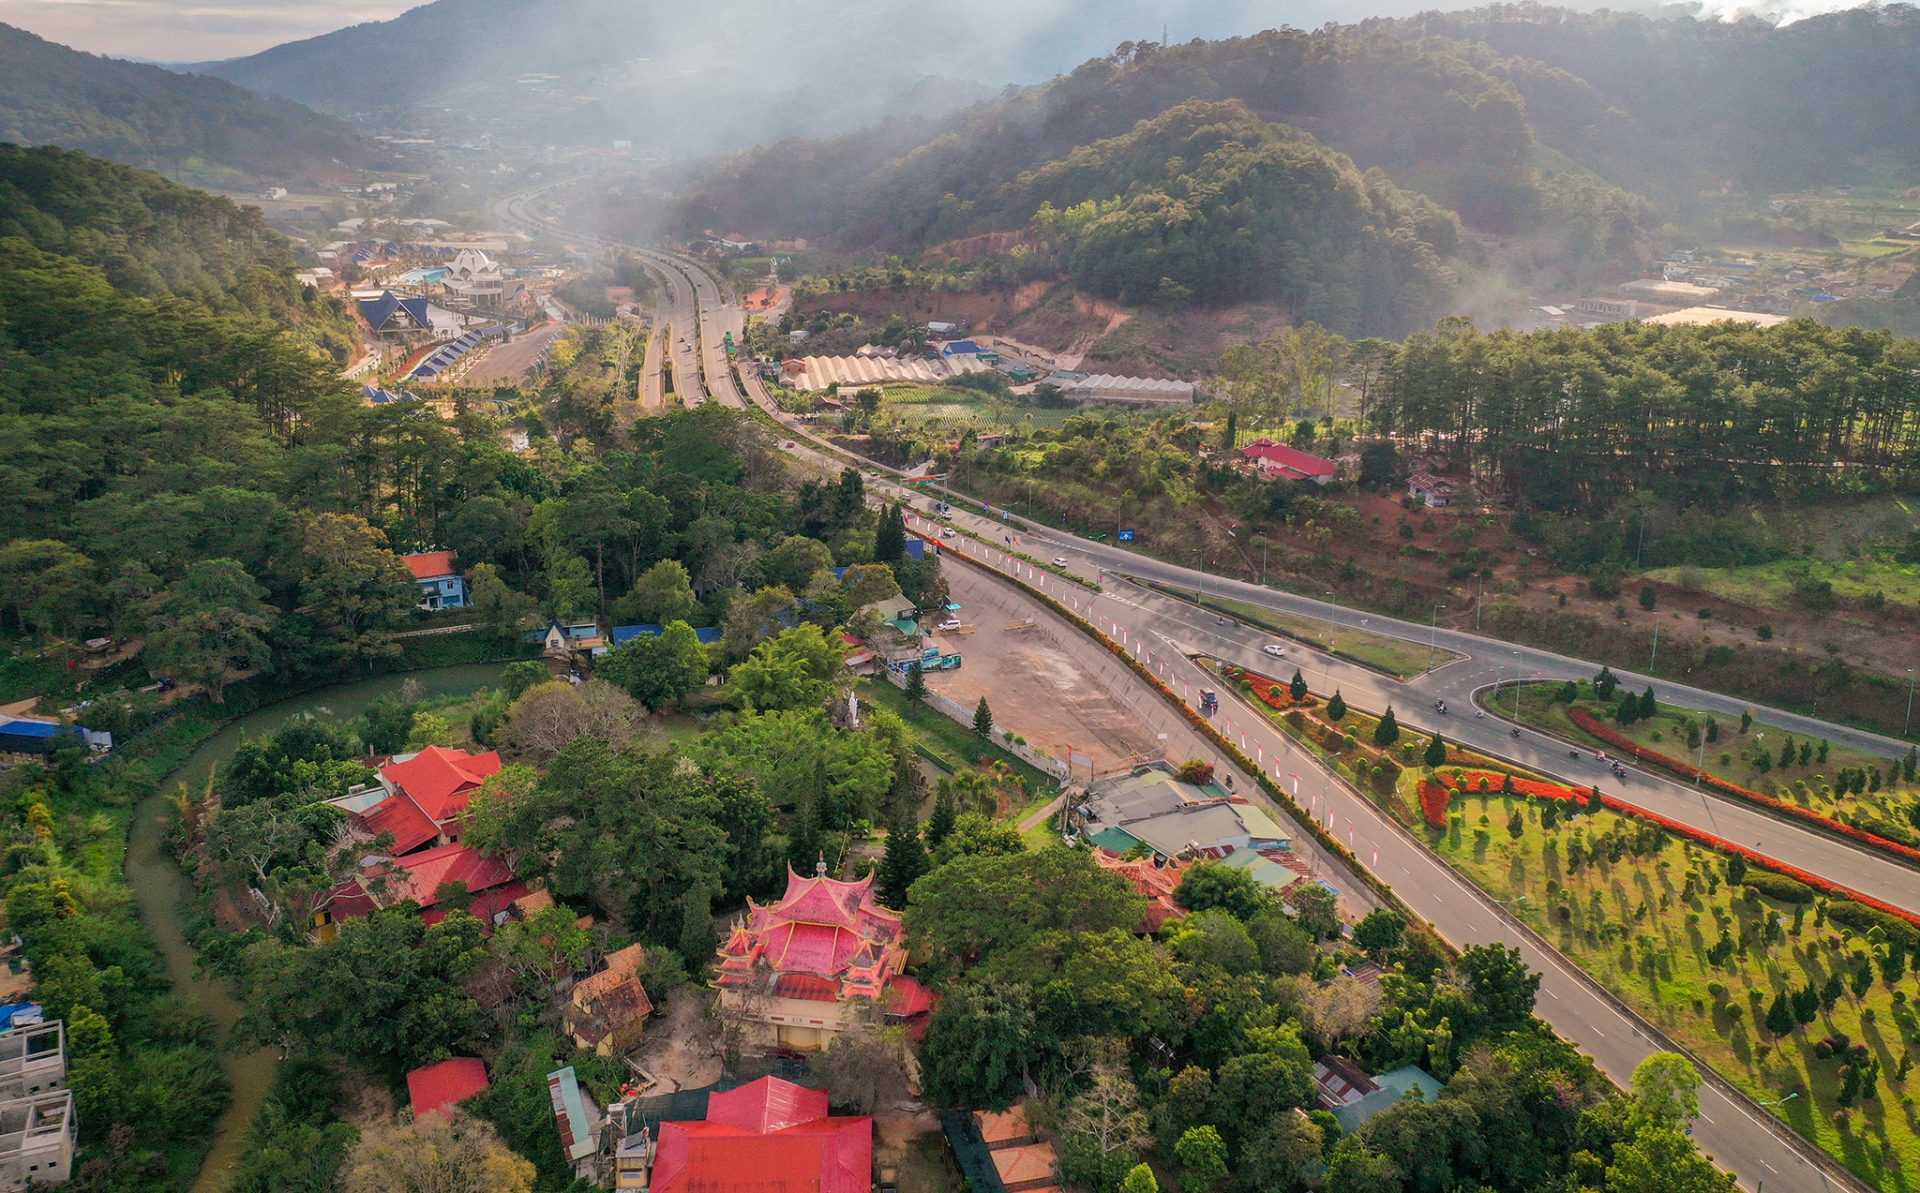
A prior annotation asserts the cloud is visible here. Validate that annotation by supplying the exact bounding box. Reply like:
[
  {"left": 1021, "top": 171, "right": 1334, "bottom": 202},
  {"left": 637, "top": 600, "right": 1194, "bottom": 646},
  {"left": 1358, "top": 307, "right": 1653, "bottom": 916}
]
[{"left": 0, "top": 0, "right": 420, "bottom": 61}]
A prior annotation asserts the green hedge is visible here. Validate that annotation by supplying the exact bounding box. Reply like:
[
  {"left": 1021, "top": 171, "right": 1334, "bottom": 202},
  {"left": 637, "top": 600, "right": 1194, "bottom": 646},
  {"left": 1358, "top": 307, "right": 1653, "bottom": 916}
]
[
  {"left": 1825, "top": 898, "right": 1918, "bottom": 948},
  {"left": 1742, "top": 872, "right": 1815, "bottom": 905}
]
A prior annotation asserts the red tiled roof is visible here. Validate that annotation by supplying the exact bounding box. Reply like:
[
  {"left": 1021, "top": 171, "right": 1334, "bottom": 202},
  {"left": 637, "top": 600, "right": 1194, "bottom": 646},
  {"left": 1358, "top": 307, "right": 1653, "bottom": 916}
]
[
  {"left": 576, "top": 944, "right": 647, "bottom": 1001},
  {"left": 402, "top": 551, "right": 459, "bottom": 581},
  {"left": 332, "top": 841, "right": 518, "bottom": 917},
  {"left": 881, "top": 975, "right": 934, "bottom": 1018},
  {"left": 992, "top": 1142, "right": 1059, "bottom": 1190},
  {"left": 381, "top": 746, "right": 502, "bottom": 822},
  {"left": 407, "top": 1056, "right": 489, "bottom": 1119},
  {"left": 652, "top": 1079, "right": 870, "bottom": 1193},
  {"left": 1241, "top": 439, "right": 1336, "bottom": 477},
  {"left": 774, "top": 973, "right": 841, "bottom": 1002},
  {"left": 976, "top": 1105, "right": 1034, "bottom": 1147},
  {"left": 359, "top": 792, "right": 440, "bottom": 855}
]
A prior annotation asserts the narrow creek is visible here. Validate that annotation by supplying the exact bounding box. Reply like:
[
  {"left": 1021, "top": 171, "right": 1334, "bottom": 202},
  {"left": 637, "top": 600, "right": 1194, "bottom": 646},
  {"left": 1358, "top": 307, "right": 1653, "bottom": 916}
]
[{"left": 122, "top": 663, "right": 510, "bottom": 1192}]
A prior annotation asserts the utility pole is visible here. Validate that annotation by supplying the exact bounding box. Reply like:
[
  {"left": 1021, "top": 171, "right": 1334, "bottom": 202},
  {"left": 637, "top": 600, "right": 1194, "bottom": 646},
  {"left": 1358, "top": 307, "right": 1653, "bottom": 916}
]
[
  {"left": 1476, "top": 572, "right": 1484, "bottom": 631},
  {"left": 1650, "top": 624, "right": 1660, "bottom": 673},
  {"left": 1907, "top": 669, "right": 1916, "bottom": 738}
]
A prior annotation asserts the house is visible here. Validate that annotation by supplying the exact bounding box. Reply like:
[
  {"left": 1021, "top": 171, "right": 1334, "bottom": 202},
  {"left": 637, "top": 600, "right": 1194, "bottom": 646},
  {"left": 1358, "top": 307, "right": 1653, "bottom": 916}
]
[
  {"left": 313, "top": 841, "right": 526, "bottom": 938},
  {"left": 1312, "top": 1059, "right": 1444, "bottom": 1134},
  {"left": 1406, "top": 473, "right": 1459, "bottom": 508},
  {"left": 1119, "top": 802, "right": 1291, "bottom": 860},
  {"left": 339, "top": 745, "right": 505, "bottom": 854},
  {"left": 975, "top": 1105, "right": 1059, "bottom": 1193},
  {"left": 925, "top": 321, "right": 958, "bottom": 335},
  {"left": 607, "top": 624, "right": 723, "bottom": 649},
  {"left": 647, "top": 1077, "right": 871, "bottom": 1193},
  {"left": 531, "top": 620, "right": 604, "bottom": 654},
  {"left": 407, "top": 1057, "right": 490, "bottom": 1120},
  {"left": 402, "top": 551, "right": 468, "bottom": 610},
  {"left": 715, "top": 867, "right": 911, "bottom": 1050},
  {"left": 0, "top": 1017, "right": 74, "bottom": 1186},
  {"left": 1091, "top": 849, "right": 1189, "bottom": 933},
  {"left": 564, "top": 944, "right": 653, "bottom": 1057},
  {"left": 937, "top": 339, "right": 981, "bottom": 356},
  {"left": 358, "top": 289, "right": 435, "bottom": 337},
  {"left": 1240, "top": 440, "right": 1337, "bottom": 484}
]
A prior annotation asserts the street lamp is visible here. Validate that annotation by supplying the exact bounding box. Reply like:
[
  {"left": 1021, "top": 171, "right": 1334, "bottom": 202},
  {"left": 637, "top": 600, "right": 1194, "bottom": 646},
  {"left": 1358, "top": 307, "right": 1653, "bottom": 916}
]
[{"left": 1906, "top": 669, "right": 1916, "bottom": 738}]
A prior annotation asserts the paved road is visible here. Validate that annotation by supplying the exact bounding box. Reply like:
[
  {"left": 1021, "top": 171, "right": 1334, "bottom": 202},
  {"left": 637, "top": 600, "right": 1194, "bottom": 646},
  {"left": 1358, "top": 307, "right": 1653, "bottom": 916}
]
[
  {"left": 493, "top": 190, "right": 1876, "bottom": 1192},
  {"left": 932, "top": 522, "right": 1863, "bottom": 1193},
  {"left": 459, "top": 321, "right": 565, "bottom": 385}
]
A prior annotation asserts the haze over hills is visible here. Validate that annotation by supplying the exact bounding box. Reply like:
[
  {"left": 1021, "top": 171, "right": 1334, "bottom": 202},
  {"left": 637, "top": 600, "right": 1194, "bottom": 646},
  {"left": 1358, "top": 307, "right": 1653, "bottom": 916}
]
[
  {"left": 193, "top": 0, "right": 1334, "bottom": 154},
  {"left": 0, "top": 21, "right": 376, "bottom": 185}
]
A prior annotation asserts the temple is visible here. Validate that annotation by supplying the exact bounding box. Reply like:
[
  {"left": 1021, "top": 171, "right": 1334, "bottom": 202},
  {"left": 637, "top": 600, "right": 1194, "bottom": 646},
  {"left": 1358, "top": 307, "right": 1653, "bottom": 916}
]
[{"left": 715, "top": 867, "right": 908, "bottom": 1049}]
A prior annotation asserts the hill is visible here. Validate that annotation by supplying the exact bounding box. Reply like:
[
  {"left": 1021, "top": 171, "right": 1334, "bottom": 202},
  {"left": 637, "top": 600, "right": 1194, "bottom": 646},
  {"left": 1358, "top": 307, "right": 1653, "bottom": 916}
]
[
  {"left": 0, "top": 144, "right": 364, "bottom": 358},
  {"left": 669, "top": 8, "right": 1920, "bottom": 271},
  {"left": 194, "top": 0, "right": 1299, "bottom": 155},
  {"left": 0, "top": 21, "right": 374, "bottom": 186}
]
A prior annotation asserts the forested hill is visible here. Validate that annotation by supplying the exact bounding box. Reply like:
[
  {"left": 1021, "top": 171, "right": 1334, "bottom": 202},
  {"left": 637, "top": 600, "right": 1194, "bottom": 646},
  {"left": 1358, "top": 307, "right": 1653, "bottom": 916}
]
[
  {"left": 678, "top": 6, "right": 1920, "bottom": 257},
  {"left": 0, "top": 22, "right": 374, "bottom": 185},
  {"left": 0, "top": 147, "right": 365, "bottom": 364},
  {"left": 999, "top": 101, "right": 1457, "bottom": 335}
]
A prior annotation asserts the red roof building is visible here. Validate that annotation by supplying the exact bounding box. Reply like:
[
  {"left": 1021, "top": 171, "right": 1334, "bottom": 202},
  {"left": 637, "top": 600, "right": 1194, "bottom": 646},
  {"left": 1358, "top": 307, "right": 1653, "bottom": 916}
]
[
  {"left": 650, "top": 1077, "right": 871, "bottom": 1193},
  {"left": 381, "top": 745, "right": 503, "bottom": 823},
  {"left": 407, "top": 1056, "right": 490, "bottom": 1120},
  {"left": 401, "top": 551, "right": 459, "bottom": 582},
  {"left": 1240, "top": 439, "right": 1337, "bottom": 484},
  {"left": 715, "top": 868, "right": 909, "bottom": 1050},
  {"left": 314, "top": 841, "right": 526, "bottom": 937},
  {"left": 401, "top": 551, "right": 469, "bottom": 610},
  {"left": 565, "top": 943, "right": 653, "bottom": 1057},
  {"left": 1092, "top": 848, "right": 1190, "bottom": 933}
]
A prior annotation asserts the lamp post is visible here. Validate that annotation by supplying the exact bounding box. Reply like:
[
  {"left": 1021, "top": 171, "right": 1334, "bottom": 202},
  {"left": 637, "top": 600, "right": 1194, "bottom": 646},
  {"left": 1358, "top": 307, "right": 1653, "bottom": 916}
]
[{"left": 1906, "top": 669, "right": 1916, "bottom": 738}]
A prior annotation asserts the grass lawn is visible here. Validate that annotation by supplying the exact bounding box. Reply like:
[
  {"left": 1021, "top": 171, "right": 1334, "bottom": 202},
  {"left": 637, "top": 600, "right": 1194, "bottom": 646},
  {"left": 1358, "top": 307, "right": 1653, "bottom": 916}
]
[
  {"left": 1410, "top": 788, "right": 1920, "bottom": 1190},
  {"left": 858, "top": 676, "right": 1056, "bottom": 798},
  {"left": 1643, "top": 557, "right": 1920, "bottom": 615},
  {"left": 1500, "top": 680, "right": 1920, "bottom": 846},
  {"left": 1167, "top": 588, "right": 1451, "bottom": 679}
]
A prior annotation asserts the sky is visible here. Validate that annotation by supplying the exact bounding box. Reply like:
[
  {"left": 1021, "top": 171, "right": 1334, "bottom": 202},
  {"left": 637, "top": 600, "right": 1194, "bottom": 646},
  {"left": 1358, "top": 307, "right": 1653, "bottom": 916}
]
[{"left": 0, "top": 0, "right": 1872, "bottom": 68}]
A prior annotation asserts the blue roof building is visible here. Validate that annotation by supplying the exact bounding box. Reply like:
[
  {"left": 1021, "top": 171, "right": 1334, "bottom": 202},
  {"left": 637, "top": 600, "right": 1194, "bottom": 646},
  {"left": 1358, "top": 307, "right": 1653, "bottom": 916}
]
[{"left": 609, "top": 624, "right": 721, "bottom": 648}]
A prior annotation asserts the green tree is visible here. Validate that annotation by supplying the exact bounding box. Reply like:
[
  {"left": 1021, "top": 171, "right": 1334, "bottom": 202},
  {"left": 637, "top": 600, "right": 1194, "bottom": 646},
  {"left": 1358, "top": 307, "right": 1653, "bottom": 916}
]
[
  {"left": 1373, "top": 706, "right": 1400, "bottom": 746},
  {"left": 361, "top": 695, "right": 417, "bottom": 755},
  {"left": 1290, "top": 670, "right": 1309, "bottom": 701},
  {"left": 874, "top": 503, "right": 908, "bottom": 567},
  {"left": 0, "top": 539, "right": 95, "bottom": 646},
  {"left": 145, "top": 558, "right": 276, "bottom": 702},
  {"left": 925, "top": 784, "right": 956, "bottom": 850},
  {"left": 1460, "top": 943, "right": 1541, "bottom": 1033},
  {"left": 918, "top": 979, "right": 1036, "bottom": 1109},
  {"left": 617, "top": 559, "right": 702, "bottom": 626},
  {"left": 763, "top": 534, "right": 836, "bottom": 591},
  {"left": 600, "top": 621, "right": 711, "bottom": 710},
  {"left": 903, "top": 660, "right": 927, "bottom": 700},
  {"left": 1353, "top": 908, "right": 1406, "bottom": 956},
  {"left": 1175, "top": 863, "right": 1267, "bottom": 920},
  {"left": 469, "top": 562, "right": 537, "bottom": 643},
  {"left": 1765, "top": 990, "right": 1794, "bottom": 1037},
  {"left": 1119, "top": 1163, "right": 1159, "bottom": 1193},
  {"left": 1507, "top": 809, "right": 1525, "bottom": 839},
  {"left": 877, "top": 804, "right": 930, "bottom": 909},
  {"left": 1424, "top": 733, "right": 1448, "bottom": 769},
  {"left": 906, "top": 849, "right": 1144, "bottom": 972},
  {"left": 729, "top": 624, "right": 840, "bottom": 712},
  {"left": 1594, "top": 667, "right": 1619, "bottom": 700},
  {"left": 1636, "top": 686, "right": 1656, "bottom": 720},
  {"left": 1639, "top": 585, "right": 1657, "bottom": 611},
  {"left": 1327, "top": 690, "right": 1348, "bottom": 721},
  {"left": 1290, "top": 882, "right": 1341, "bottom": 940},
  {"left": 973, "top": 696, "right": 994, "bottom": 738},
  {"left": 298, "top": 513, "right": 418, "bottom": 662}
]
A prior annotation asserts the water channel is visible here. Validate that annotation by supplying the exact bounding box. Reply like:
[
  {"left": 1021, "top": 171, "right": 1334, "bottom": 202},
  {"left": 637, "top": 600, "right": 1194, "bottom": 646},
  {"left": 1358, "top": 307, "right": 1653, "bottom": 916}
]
[{"left": 122, "top": 663, "right": 510, "bottom": 1192}]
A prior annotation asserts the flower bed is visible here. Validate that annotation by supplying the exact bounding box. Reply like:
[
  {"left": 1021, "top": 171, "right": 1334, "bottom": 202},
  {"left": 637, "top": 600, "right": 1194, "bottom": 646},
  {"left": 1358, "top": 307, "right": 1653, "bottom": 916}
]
[
  {"left": 1567, "top": 707, "right": 1920, "bottom": 866},
  {"left": 1239, "top": 669, "right": 1320, "bottom": 712},
  {"left": 1418, "top": 781, "right": 1452, "bottom": 828}
]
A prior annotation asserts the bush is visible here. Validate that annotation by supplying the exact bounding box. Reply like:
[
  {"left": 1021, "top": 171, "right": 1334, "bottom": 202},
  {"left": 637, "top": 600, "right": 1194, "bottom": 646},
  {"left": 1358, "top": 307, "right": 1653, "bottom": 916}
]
[
  {"left": 1742, "top": 872, "right": 1815, "bottom": 905},
  {"left": 1825, "top": 900, "right": 1918, "bottom": 949}
]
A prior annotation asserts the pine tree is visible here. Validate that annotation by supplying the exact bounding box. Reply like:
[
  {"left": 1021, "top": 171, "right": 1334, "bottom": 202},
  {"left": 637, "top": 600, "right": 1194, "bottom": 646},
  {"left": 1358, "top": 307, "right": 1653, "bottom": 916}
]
[
  {"left": 1587, "top": 785, "right": 1605, "bottom": 815},
  {"left": 1289, "top": 670, "right": 1308, "bottom": 702},
  {"left": 973, "top": 696, "right": 994, "bottom": 738},
  {"left": 874, "top": 501, "right": 907, "bottom": 567},
  {"left": 1740, "top": 709, "right": 1753, "bottom": 734},
  {"left": 1766, "top": 990, "right": 1795, "bottom": 1036},
  {"left": 1638, "top": 686, "right": 1657, "bottom": 720},
  {"left": 1373, "top": 706, "right": 1400, "bottom": 747},
  {"left": 925, "top": 786, "right": 956, "bottom": 850},
  {"left": 1779, "top": 734, "right": 1795, "bottom": 768},
  {"left": 1705, "top": 717, "right": 1720, "bottom": 743},
  {"left": 1507, "top": 809, "right": 1524, "bottom": 839},
  {"left": 1616, "top": 693, "right": 1639, "bottom": 725},
  {"left": 786, "top": 797, "right": 824, "bottom": 875},
  {"left": 1326, "top": 690, "right": 1347, "bottom": 721},
  {"left": 903, "top": 660, "right": 926, "bottom": 701},
  {"left": 1726, "top": 854, "right": 1748, "bottom": 885},
  {"left": 1904, "top": 745, "right": 1916, "bottom": 782},
  {"left": 877, "top": 804, "right": 929, "bottom": 908},
  {"left": 1424, "top": 734, "right": 1448, "bottom": 768},
  {"left": 1594, "top": 666, "right": 1618, "bottom": 700},
  {"left": 1557, "top": 680, "right": 1579, "bottom": 703}
]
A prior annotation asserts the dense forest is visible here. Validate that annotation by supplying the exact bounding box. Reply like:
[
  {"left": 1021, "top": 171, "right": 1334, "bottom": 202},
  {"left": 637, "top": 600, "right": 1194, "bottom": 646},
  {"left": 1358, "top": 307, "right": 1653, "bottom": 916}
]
[
  {"left": 991, "top": 101, "right": 1457, "bottom": 334},
  {"left": 0, "top": 22, "right": 375, "bottom": 184}
]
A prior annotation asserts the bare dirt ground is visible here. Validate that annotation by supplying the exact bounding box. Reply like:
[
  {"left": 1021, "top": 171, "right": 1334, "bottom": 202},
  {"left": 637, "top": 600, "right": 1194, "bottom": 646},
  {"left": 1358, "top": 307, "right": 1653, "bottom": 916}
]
[
  {"left": 629, "top": 986, "right": 723, "bottom": 1093},
  {"left": 461, "top": 322, "right": 567, "bottom": 385},
  {"left": 922, "top": 562, "right": 1163, "bottom": 772}
]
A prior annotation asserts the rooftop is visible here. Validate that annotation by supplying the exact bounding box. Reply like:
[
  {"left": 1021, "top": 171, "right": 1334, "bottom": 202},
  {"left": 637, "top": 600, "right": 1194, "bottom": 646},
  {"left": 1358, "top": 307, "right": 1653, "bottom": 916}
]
[
  {"left": 407, "top": 1057, "right": 489, "bottom": 1120},
  {"left": 402, "top": 550, "right": 459, "bottom": 581}
]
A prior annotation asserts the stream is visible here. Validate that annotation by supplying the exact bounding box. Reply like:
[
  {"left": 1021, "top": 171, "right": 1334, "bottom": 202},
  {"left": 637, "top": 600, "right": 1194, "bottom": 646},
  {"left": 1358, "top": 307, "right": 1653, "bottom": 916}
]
[{"left": 122, "top": 663, "right": 510, "bottom": 1192}]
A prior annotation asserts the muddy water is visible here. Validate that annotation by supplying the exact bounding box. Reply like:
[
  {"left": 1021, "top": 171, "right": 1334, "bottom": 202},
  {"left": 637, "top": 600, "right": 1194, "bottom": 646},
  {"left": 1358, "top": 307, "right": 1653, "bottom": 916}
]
[{"left": 123, "top": 663, "right": 509, "bottom": 1192}]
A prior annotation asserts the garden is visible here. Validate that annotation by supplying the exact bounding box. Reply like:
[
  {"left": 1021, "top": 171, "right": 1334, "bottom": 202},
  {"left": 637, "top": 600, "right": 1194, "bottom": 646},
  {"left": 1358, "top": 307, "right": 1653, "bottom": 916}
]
[
  {"left": 1500, "top": 677, "right": 1920, "bottom": 861},
  {"left": 1409, "top": 775, "right": 1920, "bottom": 1190}
]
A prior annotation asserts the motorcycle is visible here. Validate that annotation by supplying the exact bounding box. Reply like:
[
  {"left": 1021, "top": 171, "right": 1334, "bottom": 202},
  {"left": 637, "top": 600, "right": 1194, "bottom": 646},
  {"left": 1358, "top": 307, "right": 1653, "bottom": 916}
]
[{"left": 1509, "top": 727, "right": 1521, "bottom": 739}]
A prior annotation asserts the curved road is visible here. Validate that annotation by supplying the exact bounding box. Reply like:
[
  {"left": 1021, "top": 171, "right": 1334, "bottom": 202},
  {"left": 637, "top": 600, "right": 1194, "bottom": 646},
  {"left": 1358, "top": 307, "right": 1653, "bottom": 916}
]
[{"left": 497, "top": 184, "right": 1881, "bottom": 1193}]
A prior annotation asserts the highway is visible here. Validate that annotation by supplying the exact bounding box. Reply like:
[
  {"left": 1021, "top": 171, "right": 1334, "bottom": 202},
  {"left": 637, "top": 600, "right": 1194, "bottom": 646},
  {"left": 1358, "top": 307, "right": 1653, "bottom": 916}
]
[{"left": 493, "top": 184, "right": 1878, "bottom": 1192}]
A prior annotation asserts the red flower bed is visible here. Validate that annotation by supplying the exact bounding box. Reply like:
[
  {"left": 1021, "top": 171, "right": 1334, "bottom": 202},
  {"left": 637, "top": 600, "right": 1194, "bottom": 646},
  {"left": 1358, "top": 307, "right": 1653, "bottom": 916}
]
[
  {"left": 1418, "top": 781, "right": 1453, "bottom": 828},
  {"left": 1566, "top": 707, "right": 1920, "bottom": 866},
  {"left": 1242, "top": 670, "right": 1319, "bottom": 712},
  {"left": 1448, "top": 770, "right": 1585, "bottom": 802}
]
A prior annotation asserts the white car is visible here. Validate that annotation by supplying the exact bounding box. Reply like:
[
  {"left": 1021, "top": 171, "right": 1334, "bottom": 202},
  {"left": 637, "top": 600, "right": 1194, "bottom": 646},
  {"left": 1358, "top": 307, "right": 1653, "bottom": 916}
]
[
  {"left": 1052, "top": 557, "right": 1069, "bottom": 567},
  {"left": 936, "top": 619, "right": 962, "bottom": 631},
  {"left": 1262, "top": 643, "right": 1287, "bottom": 658},
  {"left": 940, "top": 527, "right": 956, "bottom": 538}
]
